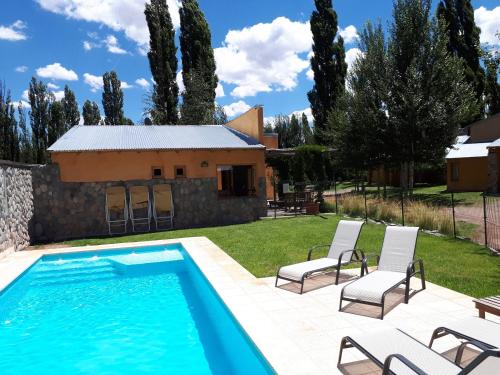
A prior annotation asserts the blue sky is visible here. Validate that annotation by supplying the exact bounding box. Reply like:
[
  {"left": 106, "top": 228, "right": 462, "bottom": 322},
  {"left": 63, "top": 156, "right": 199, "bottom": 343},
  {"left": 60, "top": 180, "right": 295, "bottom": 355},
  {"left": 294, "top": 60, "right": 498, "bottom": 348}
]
[{"left": 1, "top": 0, "right": 499, "bottom": 124}]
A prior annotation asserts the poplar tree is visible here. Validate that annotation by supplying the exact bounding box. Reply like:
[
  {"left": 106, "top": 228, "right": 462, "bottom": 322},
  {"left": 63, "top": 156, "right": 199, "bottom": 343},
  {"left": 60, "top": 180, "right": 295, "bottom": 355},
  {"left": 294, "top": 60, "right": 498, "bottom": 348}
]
[
  {"left": 82, "top": 100, "right": 101, "bottom": 125},
  {"left": 48, "top": 99, "right": 65, "bottom": 146},
  {"left": 301, "top": 113, "right": 314, "bottom": 144},
  {"left": 0, "top": 85, "right": 19, "bottom": 162},
  {"left": 288, "top": 114, "right": 302, "bottom": 148},
  {"left": 308, "top": 0, "right": 347, "bottom": 145},
  {"left": 179, "top": 0, "right": 218, "bottom": 124},
  {"left": 61, "top": 85, "right": 80, "bottom": 129},
  {"left": 145, "top": 0, "right": 179, "bottom": 124},
  {"left": 437, "top": 0, "right": 484, "bottom": 121},
  {"left": 102, "top": 71, "right": 126, "bottom": 125},
  {"left": 18, "top": 103, "right": 33, "bottom": 163},
  {"left": 484, "top": 58, "right": 500, "bottom": 116},
  {"left": 213, "top": 104, "right": 228, "bottom": 125},
  {"left": 28, "top": 77, "right": 51, "bottom": 163}
]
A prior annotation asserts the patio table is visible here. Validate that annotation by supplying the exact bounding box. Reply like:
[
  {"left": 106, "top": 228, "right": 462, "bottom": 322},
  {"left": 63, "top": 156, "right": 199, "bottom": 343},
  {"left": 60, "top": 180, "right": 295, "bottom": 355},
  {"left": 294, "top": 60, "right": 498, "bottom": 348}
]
[{"left": 474, "top": 295, "right": 500, "bottom": 318}]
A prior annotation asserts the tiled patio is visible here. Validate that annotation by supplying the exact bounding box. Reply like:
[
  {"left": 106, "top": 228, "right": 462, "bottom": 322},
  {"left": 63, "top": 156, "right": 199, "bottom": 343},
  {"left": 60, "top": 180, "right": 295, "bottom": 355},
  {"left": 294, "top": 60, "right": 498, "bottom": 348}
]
[{"left": 0, "top": 237, "right": 498, "bottom": 374}]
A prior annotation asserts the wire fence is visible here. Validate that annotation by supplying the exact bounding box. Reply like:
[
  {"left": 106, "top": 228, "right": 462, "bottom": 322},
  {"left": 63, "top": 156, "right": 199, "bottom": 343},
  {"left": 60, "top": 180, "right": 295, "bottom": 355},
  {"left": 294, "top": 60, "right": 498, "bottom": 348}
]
[{"left": 268, "top": 180, "right": 500, "bottom": 254}]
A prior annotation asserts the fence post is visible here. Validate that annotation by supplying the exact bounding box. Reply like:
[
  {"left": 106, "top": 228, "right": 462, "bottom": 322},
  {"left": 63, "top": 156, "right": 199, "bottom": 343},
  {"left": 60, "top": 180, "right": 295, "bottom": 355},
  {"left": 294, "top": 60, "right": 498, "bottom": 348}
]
[
  {"left": 401, "top": 189, "right": 405, "bottom": 226},
  {"left": 363, "top": 182, "right": 368, "bottom": 223},
  {"left": 334, "top": 177, "right": 338, "bottom": 214},
  {"left": 483, "top": 194, "right": 488, "bottom": 248},
  {"left": 272, "top": 169, "right": 277, "bottom": 219},
  {"left": 451, "top": 192, "right": 456, "bottom": 238}
]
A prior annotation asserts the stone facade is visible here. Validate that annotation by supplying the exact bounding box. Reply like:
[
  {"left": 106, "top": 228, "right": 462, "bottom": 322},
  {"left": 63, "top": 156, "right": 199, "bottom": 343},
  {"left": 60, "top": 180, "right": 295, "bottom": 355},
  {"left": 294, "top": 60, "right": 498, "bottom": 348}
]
[
  {"left": 0, "top": 161, "right": 34, "bottom": 256},
  {"left": 1, "top": 162, "right": 267, "bottom": 250}
]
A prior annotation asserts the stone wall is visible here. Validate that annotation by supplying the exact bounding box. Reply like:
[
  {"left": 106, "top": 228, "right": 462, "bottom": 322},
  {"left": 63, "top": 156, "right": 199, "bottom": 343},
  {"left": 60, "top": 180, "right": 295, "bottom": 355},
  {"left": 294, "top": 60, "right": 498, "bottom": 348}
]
[
  {"left": 0, "top": 161, "right": 34, "bottom": 256},
  {"left": 31, "top": 165, "right": 267, "bottom": 243}
]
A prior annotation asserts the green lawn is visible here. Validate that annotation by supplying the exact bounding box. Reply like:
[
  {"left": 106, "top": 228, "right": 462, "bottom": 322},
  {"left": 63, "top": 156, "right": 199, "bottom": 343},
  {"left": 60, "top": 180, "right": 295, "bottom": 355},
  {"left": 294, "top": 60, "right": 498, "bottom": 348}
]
[{"left": 62, "top": 215, "right": 500, "bottom": 298}]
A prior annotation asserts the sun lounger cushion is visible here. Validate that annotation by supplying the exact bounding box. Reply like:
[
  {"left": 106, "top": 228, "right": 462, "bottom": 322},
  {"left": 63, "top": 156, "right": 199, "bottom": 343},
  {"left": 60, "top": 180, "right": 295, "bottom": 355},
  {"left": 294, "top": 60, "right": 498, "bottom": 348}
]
[
  {"left": 278, "top": 258, "right": 348, "bottom": 281},
  {"left": 443, "top": 317, "right": 500, "bottom": 349},
  {"left": 378, "top": 226, "right": 419, "bottom": 273},
  {"left": 350, "top": 329, "right": 459, "bottom": 375},
  {"left": 327, "top": 220, "right": 364, "bottom": 259},
  {"left": 342, "top": 271, "right": 407, "bottom": 304}
]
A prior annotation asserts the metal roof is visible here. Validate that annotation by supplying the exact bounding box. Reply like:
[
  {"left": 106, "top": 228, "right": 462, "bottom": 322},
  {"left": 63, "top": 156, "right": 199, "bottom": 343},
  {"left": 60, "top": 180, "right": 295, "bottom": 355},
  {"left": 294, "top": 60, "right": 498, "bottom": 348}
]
[
  {"left": 456, "top": 135, "right": 470, "bottom": 144},
  {"left": 445, "top": 142, "right": 490, "bottom": 159},
  {"left": 488, "top": 138, "right": 500, "bottom": 148},
  {"left": 48, "top": 125, "right": 265, "bottom": 152}
]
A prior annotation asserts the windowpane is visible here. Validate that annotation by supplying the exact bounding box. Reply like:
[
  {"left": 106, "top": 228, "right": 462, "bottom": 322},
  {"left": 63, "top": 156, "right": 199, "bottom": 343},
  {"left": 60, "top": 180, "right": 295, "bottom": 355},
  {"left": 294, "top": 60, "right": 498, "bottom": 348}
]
[{"left": 217, "top": 165, "right": 255, "bottom": 197}]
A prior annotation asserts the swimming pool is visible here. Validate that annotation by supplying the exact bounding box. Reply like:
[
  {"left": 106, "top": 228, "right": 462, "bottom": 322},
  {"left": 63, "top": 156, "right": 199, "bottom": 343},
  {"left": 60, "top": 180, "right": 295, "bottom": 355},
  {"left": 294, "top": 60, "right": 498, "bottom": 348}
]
[{"left": 0, "top": 244, "right": 275, "bottom": 374}]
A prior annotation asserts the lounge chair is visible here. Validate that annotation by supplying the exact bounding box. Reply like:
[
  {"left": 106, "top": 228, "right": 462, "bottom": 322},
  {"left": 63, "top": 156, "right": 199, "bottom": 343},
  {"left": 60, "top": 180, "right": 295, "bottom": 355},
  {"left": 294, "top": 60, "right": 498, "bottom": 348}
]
[
  {"left": 429, "top": 317, "right": 500, "bottom": 363},
  {"left": 153, "top": 184, "right": 174, "bottom": 230},
  {"left": 275, "top": 220, "right": 365, "bottom": 294},
  {"left": 338, "top": 328, "right": 500, "bottom": 374},
  {"left": 128, "top": 186, "right": 151, "bottom": 232},
  {"left": 339, "top": 226, "right": 425, "bottom": 319},
  {"left": 105, "top": 186, "right": 128, "bottom": 235}
]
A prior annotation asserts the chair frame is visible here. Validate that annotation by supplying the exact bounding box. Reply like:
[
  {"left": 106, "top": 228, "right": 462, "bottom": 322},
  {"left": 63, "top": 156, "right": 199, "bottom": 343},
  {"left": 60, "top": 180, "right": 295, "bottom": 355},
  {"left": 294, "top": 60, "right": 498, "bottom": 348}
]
[
  {"left": 152, "top": 185, "right": 174, "bottom": 231},
  {"left": 105, "top": 188, "right": 128, "bottom": 235},
  {"left": 128, "top": 187, "right": 152, "bottom": 233}
]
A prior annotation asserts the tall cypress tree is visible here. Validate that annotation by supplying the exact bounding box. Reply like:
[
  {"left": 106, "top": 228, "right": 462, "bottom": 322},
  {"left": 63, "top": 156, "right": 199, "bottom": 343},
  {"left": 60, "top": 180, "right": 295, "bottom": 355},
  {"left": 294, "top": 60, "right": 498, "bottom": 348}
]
[
  {"left": 82, "top": 100, "right": 101, "bottom": 125},
  {"left": 288, "top": 114, "right": 302, "bottom": 147},
  {"left": 179, "top": 0, "right": 218, "bottom": 124},
  {"left": 61, "top": 85, "right": 80, "bottom": 130},
  {"left": 102, "top": 71, "right": 125, "bottom": 125},
  {"left": 437, "top": 0, "right": 484, "bottom": 122},
  {"left": 308, "top": 0, "right": 347, "bottom": 145},
  {"left": 145, "top": 0, "right": 179, "bottom": 124},
  {"left": 301, "top": 113, "right": 314, "bottom": 144},
  {"left": 28, "top": 77, "right": 51, "bottom": 163}
]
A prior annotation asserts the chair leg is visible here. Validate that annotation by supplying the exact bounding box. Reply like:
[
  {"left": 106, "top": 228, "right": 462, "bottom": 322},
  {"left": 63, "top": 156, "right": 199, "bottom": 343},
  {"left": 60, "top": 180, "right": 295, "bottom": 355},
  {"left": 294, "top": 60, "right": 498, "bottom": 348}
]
[
  {"left": 337, "top": 337, "right": 347, "bottom": 365},
  {"left": 404, "top": 279, "right": 411, "bottom": 304},
  {"left": 300, "top": 279, "right": 305, "bottom": 294},
  {"left": 335, "top": 266, "right": 340, "bottom": 285}
]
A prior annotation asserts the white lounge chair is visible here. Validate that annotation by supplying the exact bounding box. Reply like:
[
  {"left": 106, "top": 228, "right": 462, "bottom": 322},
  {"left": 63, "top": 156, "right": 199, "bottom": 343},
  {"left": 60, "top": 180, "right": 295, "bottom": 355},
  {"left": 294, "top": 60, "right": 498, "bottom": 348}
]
[
  {"left": 129, "top": 186, "right": 151, "bottom": 232},
  {"left": 430, "top": 317, "right": 500, "bottom": 364},
  {"left": 275, "top": 220, "right": 364, "bottom": 294},
  {"left": 153, "top": 184, "right": 174, "bottom": 230},
  {"left": 339, "top": 226, "right": 425, "bottom": 319},
  {"left": 105, "top": 186, "right": 128, "bottom": 235},
  {"left": 338, "top": 328, "right": 500, "bottom": 375}
]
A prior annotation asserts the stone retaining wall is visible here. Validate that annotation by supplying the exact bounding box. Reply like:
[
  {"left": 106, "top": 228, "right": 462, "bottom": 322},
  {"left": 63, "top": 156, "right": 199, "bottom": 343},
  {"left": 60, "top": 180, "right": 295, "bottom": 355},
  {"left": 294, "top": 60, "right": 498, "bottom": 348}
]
[
  {"left": 0, "top": 161, "right": 34, "bottom": 256},
  {"left": 1, "top": 162, "right": 266, "bottom": 251}
]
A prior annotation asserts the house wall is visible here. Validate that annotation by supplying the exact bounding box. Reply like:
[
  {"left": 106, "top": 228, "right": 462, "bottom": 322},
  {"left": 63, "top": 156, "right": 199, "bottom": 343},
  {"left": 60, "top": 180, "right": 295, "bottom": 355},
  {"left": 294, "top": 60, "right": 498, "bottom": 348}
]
[
  {"left": 487, "top": 147, "right": 499, "bottom": 193},
  {"left": 468, "top": 114, "right": 500, "bottom": 142},
  {"left": 262, "top": 134, "right": 278, "bottom": 149},
  {"left": 51, "top": 149, "right": 266, "bottom": 183},
  {"left": 226, "top": 106, "right": 264, "bottom": 143},
  {"left": 446, "top": 157, "right": 489, "bottom": 192}
]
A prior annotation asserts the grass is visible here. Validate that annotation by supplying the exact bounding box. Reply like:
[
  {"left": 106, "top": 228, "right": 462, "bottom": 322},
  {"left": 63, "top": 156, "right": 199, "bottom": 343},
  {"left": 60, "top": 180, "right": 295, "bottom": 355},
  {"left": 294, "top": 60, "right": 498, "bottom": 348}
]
[{"left": 62, "top": 215, "right": 500, "bottom": 298}]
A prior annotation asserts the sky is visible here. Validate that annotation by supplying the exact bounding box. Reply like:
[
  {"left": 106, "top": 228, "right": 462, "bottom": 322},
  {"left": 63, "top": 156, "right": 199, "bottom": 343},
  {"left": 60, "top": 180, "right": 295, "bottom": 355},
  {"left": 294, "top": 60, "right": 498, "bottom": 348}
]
[{"left": 0, "top": 0, "right": 499, "bottom": 124}]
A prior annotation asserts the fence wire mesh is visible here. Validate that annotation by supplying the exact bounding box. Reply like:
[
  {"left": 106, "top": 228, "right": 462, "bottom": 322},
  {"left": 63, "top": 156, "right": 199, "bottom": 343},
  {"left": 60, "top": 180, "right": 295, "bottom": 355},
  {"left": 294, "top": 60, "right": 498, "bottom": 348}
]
[{"left": 485, "top": 194, "right": 500, "bottom": 253}]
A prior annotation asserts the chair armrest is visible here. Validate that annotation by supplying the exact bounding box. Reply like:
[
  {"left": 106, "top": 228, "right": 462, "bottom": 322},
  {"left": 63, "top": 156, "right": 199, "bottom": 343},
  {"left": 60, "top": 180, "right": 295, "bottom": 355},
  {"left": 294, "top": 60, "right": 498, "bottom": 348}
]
[
  {"left": 337, "top": 249, "right": 365, "bottom": 263},
  {"left": 462, "top": 348, "right": 500, "bottom": 373},
  {"left": 361, "top": 253, "right": 380, "bottom": 267},
  {"left": 455, "top": 340, "right": 492, "bottom": 366},
  {"left": 382, "top": 354, "right": 426, "bottom": 375},
  {"left": 307, "top": 245, "right": 330, "bottom": 261},
  {"left": 406, "top": 259, "right": 424, "bottom": 279}
]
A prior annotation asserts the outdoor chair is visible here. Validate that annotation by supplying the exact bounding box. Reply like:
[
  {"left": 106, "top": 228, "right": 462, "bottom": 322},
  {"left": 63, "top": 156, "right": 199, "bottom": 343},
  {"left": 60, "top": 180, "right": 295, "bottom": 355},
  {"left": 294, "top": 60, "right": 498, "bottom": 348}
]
[
  {"left": 338, "top": 328, "right": 500, "bottom": 375},
  {"left": 128, "top": 186, "right": 151, "bottom": 233},
  {"left": 105, "top": 186, "right": 128, "bottom": 235},
  {"left": 153, "top": 184, "right": 174, "bottom": 230},
  {"left": 339, "top": 226, "right": 425, "bottom": 319},
  {"left": 429, "top": 317, "right": 500, "bottom": 361},
  {"left": 275, "top": 220, "right": 365, "bottom": 294}
]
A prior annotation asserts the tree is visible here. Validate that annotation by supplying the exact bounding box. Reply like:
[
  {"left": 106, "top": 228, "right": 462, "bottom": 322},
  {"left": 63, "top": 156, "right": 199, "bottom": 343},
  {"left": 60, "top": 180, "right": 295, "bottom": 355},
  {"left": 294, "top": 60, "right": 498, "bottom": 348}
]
[
  {"left": 48, "top": 99, "right": 65, "bottom": 146},
  {"left": 437, "top": 0, "right": 484, "bottom": 122},
  {"left": 387, "top": 0, "right": 478, "bottom": 190},
  {"left": 264, "top": 122, "right": 274, "bottom": 134},
  {"left": 179, "top": 0, "right": 218, "bottom": 124},
  {"left": 288, "top": 114, "right": 302, "bottom": 148},
  {"left": 102, "top": 71, "right": 126, "bottom": 125},
  {"left": 28, "top": 77, "right": 51, "bottom": 163},
  {"left": 273, "top": 114, "right": 291, "bottom": 148},
  {"left": 301, "top": 113, "right": 314, "bottom": 144},
  {"left": 145, "top": 0, "right": 179, "bottom": 124},
  {"left": 82, "top": 100, "right": 101, "bottom": 125},
  {"left": 61, "top": 85, "right": 80, "bottom": 129},
  {"left": 18, "top": 102, "right": 33, "bottom": 163},
  {"left": 484, "top": 57, "right": 500, "bottom": 116},
  {"left": 0, "top": 83, "right": 19, "bottom": 162},
  {"left": 213, "top": 104, "right": 228, "bottom": 124},
  {"left": 308, "top": 0, "right": 347, "bottom": 145}
]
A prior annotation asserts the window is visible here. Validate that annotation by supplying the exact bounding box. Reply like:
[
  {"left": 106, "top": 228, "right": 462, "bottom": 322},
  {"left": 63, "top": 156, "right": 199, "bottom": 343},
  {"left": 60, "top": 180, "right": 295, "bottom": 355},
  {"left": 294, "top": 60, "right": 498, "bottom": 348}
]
[
  {"left": 451, "top": 162, "right": 460, "bottom": 182},
  {"left": 152, "top": 167, "right": 163, "bottom": 179},
  {"left": 174, "top": 166, "right": 186, "bottom": 179},
  {"left": 217, "top": 165, "right": 256, "bottom": 197}
]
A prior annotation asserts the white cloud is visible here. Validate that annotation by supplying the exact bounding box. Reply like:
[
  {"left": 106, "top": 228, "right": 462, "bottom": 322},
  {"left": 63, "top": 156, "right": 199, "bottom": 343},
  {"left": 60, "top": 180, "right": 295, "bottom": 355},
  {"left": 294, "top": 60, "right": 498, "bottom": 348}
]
[
  {"left": 36, "top": 0, "right": 180, "bottom": 51},
  {"left": 105, "top": 35, "right": 127, "bottom": 54},
  {"left": 474, "top": 6, "right": 500, "bottom": 45},
  {"left": 176, "top": 71, "right": 185, "bottom": 93},
  {"left": 36, "top": 62, "right": 78, "bottom": 81},
  {"left": 345, "top": 48, "right": 363, "bottom": 72},
  {"left": 0, "top": 20, "right": 27, "bottom": 41},
  {"left": 135, "top": 78, "right": 150, "bottom": 89},
  {"left": 339, "top": 25, "right": 359, "bottom": 44},
  {"left": 121, "top": 81, "right": 133, "bottom": 89},
  {"left": 47, "top": 82, "right": 60, "bottom": 90},
  {"left": 19, "top": 100, "right": 31, "bottom": 109},
  {"left": 51, "top": 90, "right": 65, "bottom": 101},
  {"left": 223, "top": 100, "right": 251, "bottom": 117},
  {"left": 215, "top": 17, "right": 312, "bottom": 98},
  {"left": 291, "top": 107, "right": 313, "bottom": 125},
  {"left": 306, "top": 68, "right": 314, "bottom": 81},
  {"left": 216, "top": 83, "right": 225, "bottom": 98},
  {"left": 83, "top": 73, "right": 103, "bottom": 92},
  {"left": 83, "top": 40, "right": 93, "bottom": 51},
  {"left": 15, "top": 65, "right": 28, "bottom": 73}
]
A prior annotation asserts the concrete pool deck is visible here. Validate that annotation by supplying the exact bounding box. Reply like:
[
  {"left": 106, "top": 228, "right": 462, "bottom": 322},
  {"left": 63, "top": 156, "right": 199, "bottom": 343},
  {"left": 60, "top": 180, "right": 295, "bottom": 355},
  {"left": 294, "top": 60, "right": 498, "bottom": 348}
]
[{"left": 0, "top": 237, "right": 498, "bottom": 374}]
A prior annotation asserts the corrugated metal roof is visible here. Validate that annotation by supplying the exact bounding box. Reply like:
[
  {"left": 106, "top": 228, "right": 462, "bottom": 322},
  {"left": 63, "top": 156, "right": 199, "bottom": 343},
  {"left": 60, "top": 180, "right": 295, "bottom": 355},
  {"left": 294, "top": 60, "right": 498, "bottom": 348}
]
[
  {"left": 456, "top": 135, "right": 470, "bottom": 144},
  {"left": 487, "top": 138, "right": 500, "bottom": 148},
  {"left": 48, "top": 125, "right": 265, "bottom": 152},
  {"left": 445, "top": 142, "right": 490, "bottom": 159}
]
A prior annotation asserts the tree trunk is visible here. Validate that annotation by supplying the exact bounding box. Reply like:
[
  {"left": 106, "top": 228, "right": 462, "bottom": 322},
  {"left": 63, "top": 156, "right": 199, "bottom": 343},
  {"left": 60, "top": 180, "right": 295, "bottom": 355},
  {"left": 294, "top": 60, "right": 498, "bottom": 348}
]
[{"left": 408, "top": 161, "right": 415, "bottom": 196}]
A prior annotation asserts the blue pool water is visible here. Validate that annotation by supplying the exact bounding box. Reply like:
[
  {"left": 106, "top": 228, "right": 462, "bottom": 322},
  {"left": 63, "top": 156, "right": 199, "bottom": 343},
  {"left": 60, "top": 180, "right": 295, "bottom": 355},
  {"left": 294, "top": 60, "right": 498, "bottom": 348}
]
[{"left": 0, "top": 244, "right": 275, "bottom": 374}]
